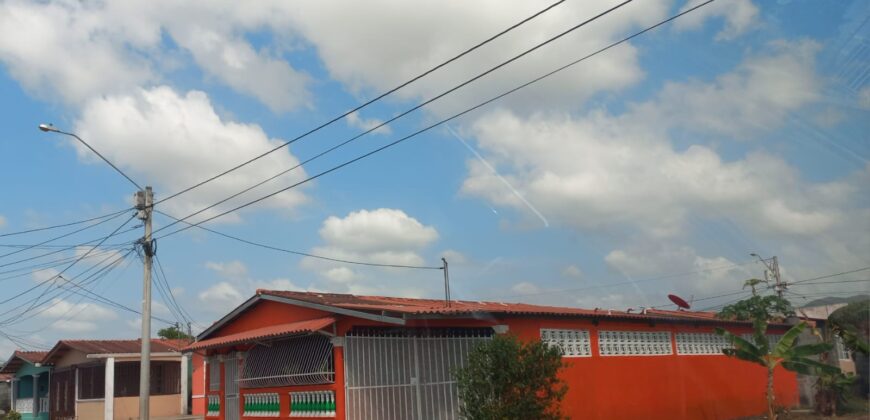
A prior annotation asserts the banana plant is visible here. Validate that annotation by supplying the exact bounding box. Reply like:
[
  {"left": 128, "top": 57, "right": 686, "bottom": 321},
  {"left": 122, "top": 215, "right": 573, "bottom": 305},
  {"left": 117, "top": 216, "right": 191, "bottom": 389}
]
[{"left": 716, "top": 322, "right": 840, "bottom": 420}]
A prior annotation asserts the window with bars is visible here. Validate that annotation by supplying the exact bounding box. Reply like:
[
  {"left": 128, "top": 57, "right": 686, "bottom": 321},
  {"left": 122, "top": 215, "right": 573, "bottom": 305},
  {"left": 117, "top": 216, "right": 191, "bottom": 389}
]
[
  {"left": 78, "top": 364, "right": 106, "bottom": 400},
  {"left": 675, "top": 332, "right": 731, "bottom": 355},
  {"left": 598, "top": 330, "right": 672, "bottom": 356},
  {"left": 113, "top": 361, "right": 181, "bottom": 397},
  {"left": 541, "top": 329, "right": 591, "bottom": 357},
  {"left": 239, "top": 334, "right": 334, "bottom": 388},
  {"left": 208, "top": 356, "right": 221, "bottom": 391}
]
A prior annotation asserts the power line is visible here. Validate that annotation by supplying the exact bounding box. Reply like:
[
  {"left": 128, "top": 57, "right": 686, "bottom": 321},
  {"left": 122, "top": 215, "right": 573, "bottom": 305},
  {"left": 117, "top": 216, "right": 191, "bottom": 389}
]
[
  {"left": 156, "top": 0, "right": 716, "bottom": 239},
  {"left": 0, "top": 208, "right": 132, "bottom": 238},
  {"left": 0, "top": 214, "right": 136, "bottom": 306},
  {"left": 150, "top": 254, "right": 190, "bottom": 327},
  {"left": 0, "top": 209, "right": 133, "bottom": 259},
  {"left": 789, "top": 279, "right": 870, "bottom": 286},
  {"left": 0, "top": 247, "right": 130, "bottom": 281},
  {"left": 788, "top": 266, "right": 870, "bottom": 284},
  {"left": 153, "top": 0, "right": 635, "bottom": 235},
  {"left": 153, "top": 0, "right": 567, "bottom": 207},
  {"left": 0, "top": 225, "right": 139, "bottom": 269},
  {"left": 154, "top": 210, "right": 443, "bottom": 270}
]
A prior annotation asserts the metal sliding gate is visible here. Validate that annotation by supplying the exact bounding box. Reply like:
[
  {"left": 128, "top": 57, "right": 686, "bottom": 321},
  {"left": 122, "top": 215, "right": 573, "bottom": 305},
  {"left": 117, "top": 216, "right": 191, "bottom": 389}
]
[
  {"left": 224, "top": 353, "right": 241, "bottom": 420},
  {"left": 345, "top": 327, "right": 492, "bottom": 420}
]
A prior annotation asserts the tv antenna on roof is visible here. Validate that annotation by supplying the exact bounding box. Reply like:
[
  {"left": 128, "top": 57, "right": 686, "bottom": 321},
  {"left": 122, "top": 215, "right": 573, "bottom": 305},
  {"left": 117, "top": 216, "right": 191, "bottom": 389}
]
[{"left": 668, "top": 294, "right": 691, "bottom": 310}]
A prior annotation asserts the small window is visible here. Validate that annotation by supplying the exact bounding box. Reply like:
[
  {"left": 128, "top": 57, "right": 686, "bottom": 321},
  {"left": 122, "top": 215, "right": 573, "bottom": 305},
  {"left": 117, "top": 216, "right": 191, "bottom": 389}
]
[
  {"left": 541, "top": 329, "right": 591, "bottom": 357},
  {"left": 835, "top": 336, "right": 852, "bottom": 361},
  {"left": 598, "top": 330, "right": 672, "bottom": 356},
  {"left": 675, "top": 332, "right": 731, "bottom": 355}
]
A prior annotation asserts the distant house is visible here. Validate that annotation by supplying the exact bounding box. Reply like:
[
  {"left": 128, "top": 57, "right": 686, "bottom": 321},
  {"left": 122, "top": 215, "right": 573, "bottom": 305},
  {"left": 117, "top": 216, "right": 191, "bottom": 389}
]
[
  {"left": 40, "top": 339, "right": 190, "bottom": 420},
  {"left": 0, "top": 350, "right": 50, "bottom": 420},
  {"left": 185, "top": 289, "right": 800, "bottom": 420}
]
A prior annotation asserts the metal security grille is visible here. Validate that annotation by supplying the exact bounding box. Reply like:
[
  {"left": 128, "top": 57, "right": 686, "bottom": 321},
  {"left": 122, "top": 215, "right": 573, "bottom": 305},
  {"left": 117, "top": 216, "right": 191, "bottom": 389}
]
[
  {"left": 240, "top": 335, "right": 334, "bottom": 388},
  {"left": 676, "top": 332, "right": 731, "bottom": 355},
  {"left": 598, "top": 330, "right": 672, "bottom": 356},
  {"left": 224, "top": 353, "right": 241, "bottom": 420},
  {"left": 345, "top": 327, "right": 493, "bottom": 420},
  {"left": 208, "top": 355, "right": 221, "bottom": 391},
  {"left": 541, "top": 329, "right": 591, "bottom": 357}
]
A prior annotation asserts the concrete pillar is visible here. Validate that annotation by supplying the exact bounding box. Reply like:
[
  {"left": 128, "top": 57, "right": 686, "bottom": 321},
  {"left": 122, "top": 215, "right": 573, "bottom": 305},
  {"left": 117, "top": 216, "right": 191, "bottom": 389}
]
[
  {"left": 180, "top": 354, "right": 189, "bottom": 415},
  {"left": 32, "top": 374, "right": 40, "bottom": 417},
  {"left": 104, "top": 357, "right": 114, "bottom": 420},
  {"left": 10, "top": 378, "right": 15, "bottom": 412}
]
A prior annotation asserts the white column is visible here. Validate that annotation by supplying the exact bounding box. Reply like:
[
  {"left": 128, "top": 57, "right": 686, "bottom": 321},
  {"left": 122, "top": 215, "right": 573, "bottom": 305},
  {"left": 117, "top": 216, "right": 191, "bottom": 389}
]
[
  {"left": 180, "top": 354, "right": 189, "bottom": 415},
  {"left": 104, "top": 358, "right": 114, "bottom": 420}
]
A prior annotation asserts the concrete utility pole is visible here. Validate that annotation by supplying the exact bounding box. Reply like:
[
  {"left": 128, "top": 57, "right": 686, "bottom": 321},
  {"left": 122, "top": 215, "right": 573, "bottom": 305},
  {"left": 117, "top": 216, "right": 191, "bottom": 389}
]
[
  {"left": 136, "top": 187, "right": 154, "bottom": 420},
  {"left": 442, "top": 258, "right": 451, "bottom": 308},
  {"left": 752, "top": 254, "right": 785, "bottom": 298}
]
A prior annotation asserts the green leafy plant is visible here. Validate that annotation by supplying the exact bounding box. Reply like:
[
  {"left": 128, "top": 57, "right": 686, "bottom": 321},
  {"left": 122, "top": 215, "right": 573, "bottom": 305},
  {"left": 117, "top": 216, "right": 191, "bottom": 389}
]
[
  {"left": 157, "top": 324, "right": 193, "bottom": 340},
  {"left": 3, "top": 410, "right": 21, "bottom": 420},
  {"left": 814, "top": 370, "right": 857, "bottom": 416},
  {"left": 716, "top": 292, "right": 839, "bottom": 420},
  {"left": 455, "top": 334, "right": 567, "bottom": 420}
]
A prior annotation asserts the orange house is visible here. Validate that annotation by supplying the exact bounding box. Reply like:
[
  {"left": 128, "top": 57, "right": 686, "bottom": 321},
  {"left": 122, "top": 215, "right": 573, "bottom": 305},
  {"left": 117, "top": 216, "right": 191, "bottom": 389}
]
[{"left": 184, "top": 290, "right": 799, "bottom": 420}]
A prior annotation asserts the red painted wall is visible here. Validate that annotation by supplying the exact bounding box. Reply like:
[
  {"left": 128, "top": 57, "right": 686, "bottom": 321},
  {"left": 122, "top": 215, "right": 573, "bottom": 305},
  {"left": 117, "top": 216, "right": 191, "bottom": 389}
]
[
  {"left": 197, "top": 299, "right": 800, "bottom": 420},
  {"left": 191, "top": 352, "right": 206, "bottom": 416}
]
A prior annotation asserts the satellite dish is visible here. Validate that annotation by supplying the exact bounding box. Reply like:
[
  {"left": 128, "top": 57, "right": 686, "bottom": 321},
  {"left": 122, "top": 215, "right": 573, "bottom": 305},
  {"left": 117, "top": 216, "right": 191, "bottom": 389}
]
[{"left": 668, "top": 294, "right": 691, "bottom": 310}]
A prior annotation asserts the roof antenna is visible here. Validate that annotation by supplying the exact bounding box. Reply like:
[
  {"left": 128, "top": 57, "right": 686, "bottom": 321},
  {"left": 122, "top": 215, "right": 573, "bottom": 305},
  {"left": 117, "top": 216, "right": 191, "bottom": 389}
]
[{"left": 442, "top": 257, "right": 451, "bottom": 308}]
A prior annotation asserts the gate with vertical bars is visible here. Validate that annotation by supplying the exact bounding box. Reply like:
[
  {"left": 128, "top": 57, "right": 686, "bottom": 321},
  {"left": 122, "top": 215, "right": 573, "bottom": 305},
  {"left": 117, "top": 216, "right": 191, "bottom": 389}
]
[
  {"left": 344, "top": 327, "right": 492, "bottom": 420},
  {"left": 224, "top": 352, "right": 241, "bottom": 420}
]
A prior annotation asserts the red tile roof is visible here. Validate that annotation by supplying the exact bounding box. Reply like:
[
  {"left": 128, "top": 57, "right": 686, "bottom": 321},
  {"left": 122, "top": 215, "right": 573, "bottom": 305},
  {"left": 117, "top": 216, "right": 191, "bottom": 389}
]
[
  {"left": 185, "top": 317, "right": 335, "bottom": 351},
  {"left": 43, "top": 339, "right": 186, "bottom": 365},
  {"left": 258, "top": 290, "right": 736, "bottom": 322},
  {"left": 0, "top": 351, "right": 48, "bottom": 373}
]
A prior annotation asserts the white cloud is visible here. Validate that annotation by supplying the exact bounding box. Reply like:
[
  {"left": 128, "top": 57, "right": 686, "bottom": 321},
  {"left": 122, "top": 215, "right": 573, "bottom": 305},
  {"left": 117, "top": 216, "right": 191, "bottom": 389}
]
[
  {"left": 32, "top": 268, "right": 60, "bottom": 284},
  {"left": 74, "top": 86, "right": 310, "bottom": 222},
  {"left": 38, "top": 298, "right": 118, "bottom": 321},
  {"left": 284, "top": 0, "right": 670, "bottom": 116},
  {"left": 510, "top": 281, "right": 541, "bottom": 295},
  {"left": 0, "top": 0, "right": 311, "bottom": 110},
  {"left": 346, "top": 112, "right": 391, "bottom": 135},
  {"left": 859, "top": 86, "right": 870, "bottom": 110},
  {"left": 301, "top": 208, "right": 441, "bottom": 293},
  {"left": 0, "top": 214, "right": 6, "bottom": 228},
  {"left": 200, "top": 260, "right": 305, "bottom": 312},
  {"left": 319, "top": 208, "right": 438, "bottom": 253},
  {"left": 441, "top": 249, "right": 468, "bottom": 265},
  {"left": 673, "top": 0, "right": 759, "bottom": 40},
  {"left": 461, "top": 40, "right": 841, "bottom": 238},
  {"left": 562, "top": 265, "right": 583, "bottom": 279}
]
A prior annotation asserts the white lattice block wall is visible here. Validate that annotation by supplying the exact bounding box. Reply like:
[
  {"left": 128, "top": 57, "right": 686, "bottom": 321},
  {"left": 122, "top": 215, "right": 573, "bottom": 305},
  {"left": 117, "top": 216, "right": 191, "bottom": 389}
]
[
  {"left": 541, "top": 329, "right": 591, "bottom": 357},
  {"left": 598, "top": 330, "right": 672, "bottom": 356},
  {"left": 675, "top": 332, "right": 731, "bottom": 355}
]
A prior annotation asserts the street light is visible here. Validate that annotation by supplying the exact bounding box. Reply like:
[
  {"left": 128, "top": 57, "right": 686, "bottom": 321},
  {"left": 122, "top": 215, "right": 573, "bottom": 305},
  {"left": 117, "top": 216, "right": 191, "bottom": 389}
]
[{"left": 37, "top": 123, "right": 142, "bottom": 190}]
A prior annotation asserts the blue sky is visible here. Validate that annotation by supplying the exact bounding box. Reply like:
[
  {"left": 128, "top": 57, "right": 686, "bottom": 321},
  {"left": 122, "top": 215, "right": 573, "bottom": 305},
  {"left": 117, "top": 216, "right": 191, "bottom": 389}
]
[{"left": 0, "top": 0, "right": 868, "bottom": 353}]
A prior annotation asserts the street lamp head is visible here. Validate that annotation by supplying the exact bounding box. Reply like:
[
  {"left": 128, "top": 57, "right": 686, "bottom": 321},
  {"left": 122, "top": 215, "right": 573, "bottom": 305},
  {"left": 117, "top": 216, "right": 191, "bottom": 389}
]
[
  {"left": 750, "top": 253, "right": 759, "bottom": 257},
  {"left": 38, "top": 123, "right": 59, "bottom": 132}
]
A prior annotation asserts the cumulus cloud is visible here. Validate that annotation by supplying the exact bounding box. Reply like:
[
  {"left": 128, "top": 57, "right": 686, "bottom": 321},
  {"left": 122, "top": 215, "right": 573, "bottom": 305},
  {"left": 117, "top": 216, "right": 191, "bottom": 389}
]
[
  {"left": 74, "top": 86, "right": 309, "bottom": 221},
  {"left": 199, "top": 260, "right": 306, "bottom": 312},
  {"left": 36, "top": 298, "right": 118, "bottom": 332},
  {"left": 673, "top": 0, "right": 759, "bottom": 40},
  {"left": 346, "top": 111, "right": 391, "bottom": 135},
  {"left": 0, "top": 0, "right": 311, "bottom": 110},
  {"left": 301, "top": 209, "right": 440, "bottom": 292},
  {"left": 510, "top": 281, "right": 541, "bottom": 295},
  {"left": 562, "top": 265, "right": 583, "bottom": 279},
  {"left": 461, "top": 40, "right": 841, "bottom": 237},
  {"left": 0, "top": 214, "right": 6, "bottom": 228}
]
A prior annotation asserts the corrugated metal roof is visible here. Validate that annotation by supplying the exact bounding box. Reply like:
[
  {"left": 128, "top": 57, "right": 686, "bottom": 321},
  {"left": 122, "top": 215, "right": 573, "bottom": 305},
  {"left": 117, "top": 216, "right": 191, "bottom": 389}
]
[
  {"left": 0, "top": 351, "right": 48, "bottom": 373},
  {"left": 257, "top": 290, "right": 738, "bottom": 322},
  {"left": 43, "top": 339, "right": 186, "bottom": 365},
  {"left": 184, "top": 317, "right": 335, "bottom": 351}
]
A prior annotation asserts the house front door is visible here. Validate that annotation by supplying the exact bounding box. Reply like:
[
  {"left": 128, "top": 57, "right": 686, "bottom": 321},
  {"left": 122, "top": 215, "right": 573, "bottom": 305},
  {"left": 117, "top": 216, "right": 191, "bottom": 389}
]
[{"left": 224, "top": 353, "right": 240, "bottom": 420}]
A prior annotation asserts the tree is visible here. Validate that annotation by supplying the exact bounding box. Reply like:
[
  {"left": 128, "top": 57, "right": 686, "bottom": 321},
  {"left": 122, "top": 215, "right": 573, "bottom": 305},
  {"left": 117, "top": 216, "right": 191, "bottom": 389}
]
[
  {"left": 455, "top": 334, "right": 567, "bottom": 420},
  {"left": 157, "top": 324, "right": 193, "bottom": 340},
  {"left": 828, "top": 299, "right": 870, "bottom": 397},
  {"left": 716, "top": 294, "right": 838, "bottom": 420}
]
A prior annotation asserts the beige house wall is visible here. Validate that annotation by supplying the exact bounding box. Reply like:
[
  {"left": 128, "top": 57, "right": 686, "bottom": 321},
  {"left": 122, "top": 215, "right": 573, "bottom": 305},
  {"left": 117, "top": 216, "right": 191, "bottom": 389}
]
[
  {"left": 76, "top": 399, "right": 104, "bottom": 420},
  {"left": 54, "top": 349, "right": 92, "bottom": 368},
  {"left": 113, "top": 394, "right": 182, "bottom": 419}
]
